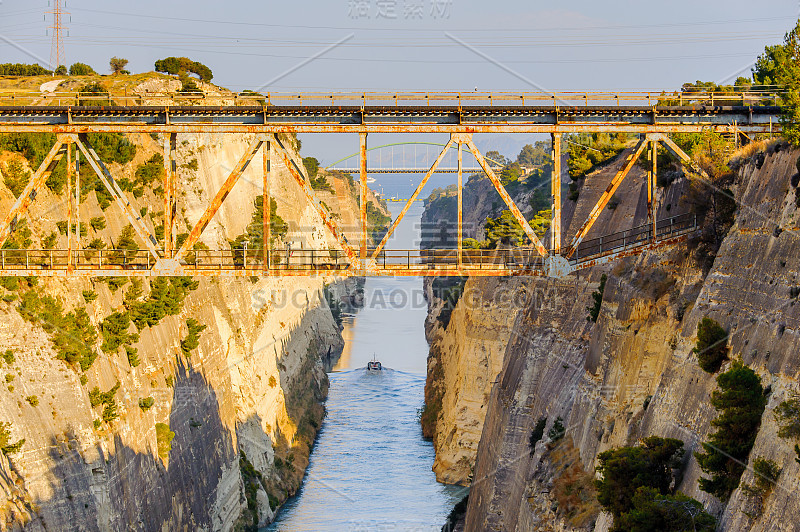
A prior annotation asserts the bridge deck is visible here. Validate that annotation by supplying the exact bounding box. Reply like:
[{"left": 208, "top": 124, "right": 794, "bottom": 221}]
[{"left": 0, "top": 103, "right": 782, "bottom": 133}]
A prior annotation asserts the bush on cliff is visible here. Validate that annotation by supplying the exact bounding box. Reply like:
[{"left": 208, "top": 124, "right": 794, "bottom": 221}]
[
  {"left": 694, "top": 317, "right": 729, "bottom": 373},
  {"left": 695, "top": 361, "right": 767, "bottom": 500},
  {"left": 596, "top": 436, "right": 685, "bottom": 519},
  {"left": 586, "top": 274, "right": 607, "bottom": 322},
  {"left": 611, "top": 487, "right": 716, "bottom": 532},
  {"left": 0, "top": 422, "right": 25, "bottom": 455}
]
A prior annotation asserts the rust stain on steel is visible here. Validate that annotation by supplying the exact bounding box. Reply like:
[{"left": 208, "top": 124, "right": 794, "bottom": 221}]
[
  {"left": 360, "top": 133, "right": 368, "bottom": 260},
  {"left": 272, "top": 135, "right": 359, "bottom": 262},
  {"left": 175, "top": 139, "right": 263, "bottom": 261},
  {"left": 565, "top": 137, "right": 648, "bottom": 258},
  {"left": 0, "top": 138, "right": 66, "bottom": 248},
  {"left": 371, "top": 137, "right": 455, "bottom": 259},
  {"left": 75, "top": 136, "right": 162, "bottom": 261},
  {"left": 466, "top": 137, "right": 550, "bottom": 256},
  {"left": 163, "top": 133, "right": 176, "bottom": 257},
  {"left": 574, "top": 234, "right": 689, "bottom": 270},
  {"left": 551, "top": 133, "right": 562, "bottom": 254}
]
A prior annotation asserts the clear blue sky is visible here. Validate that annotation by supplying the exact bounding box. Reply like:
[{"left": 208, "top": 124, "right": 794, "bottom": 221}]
[{"left": 2, "top": 0, "right": 798, "bottom": 163}]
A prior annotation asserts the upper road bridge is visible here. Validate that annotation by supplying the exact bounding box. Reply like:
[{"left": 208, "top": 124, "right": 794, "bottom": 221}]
[{"left": 0, "top": 90, "right": 784, "bottom": 278}]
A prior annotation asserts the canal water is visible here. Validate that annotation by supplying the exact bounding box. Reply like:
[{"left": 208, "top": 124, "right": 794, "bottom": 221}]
[{"left": 267, "top": 201, "right": 467, "bottom": 531}]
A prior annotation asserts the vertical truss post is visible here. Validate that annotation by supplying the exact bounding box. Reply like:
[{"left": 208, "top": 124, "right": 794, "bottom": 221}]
[
  {"left": 360, "top": 133, "right": 368, "bottom": 260},
  {"left": 457, "top": 141, "right": 463, "bottom": 269},
  {"left": 0, "top": 137, "right": 66, "bottom": 248},
  {"left": 163, "top": 133, "right": 176, "bottom": 258},
  {"left": 263, "top": 137, "right": 271, "bottom": 272},
  {"left": 551, "top": 133, "right": 562, "bottom": 254},
  {"left": 66, "top": 139, "right": 74, "bottom": 268}
]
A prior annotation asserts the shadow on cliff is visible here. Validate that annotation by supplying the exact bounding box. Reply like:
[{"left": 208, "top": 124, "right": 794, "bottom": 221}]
[{"left": 33, "top": 358, "right": 239, "bottom": 531}]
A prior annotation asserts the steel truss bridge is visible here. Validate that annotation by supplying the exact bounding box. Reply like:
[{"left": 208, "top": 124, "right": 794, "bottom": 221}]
[{"left": 0, "top": 90, "right": 782, "bottom": 278}]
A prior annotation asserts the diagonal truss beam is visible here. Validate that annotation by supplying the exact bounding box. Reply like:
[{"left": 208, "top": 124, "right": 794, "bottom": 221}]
[
  {"left": 465, "top": 136, "right": 549, "bottom": 256},
  {"left": 76, "top": 135, "right": 161, "bottom": 261},
  {"left": 565, "top": 137, "right": 648, "bottom": 258},
  {"left": 175, "top": 138, "right": 263, "bottom": 261},
  {"left": 372, "top": 137, "right": 455, "bottom": 259},
  {"left": 272, "top": 134, "right": 359, "bottom": 263},
  {"left": 0, "top": 138, "right": 67, "bottom": 248}
]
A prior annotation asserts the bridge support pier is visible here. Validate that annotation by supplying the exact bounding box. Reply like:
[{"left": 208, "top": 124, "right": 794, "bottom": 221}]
[
  {"left": 66, "top": 138, "right": 74, "bottom": 269},
  {"left": 457, "top": 140, "right": 463, "bottom": 269}
]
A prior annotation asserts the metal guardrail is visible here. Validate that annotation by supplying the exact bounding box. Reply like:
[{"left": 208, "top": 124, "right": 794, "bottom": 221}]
[
  {"left": 573, "top": 212, "right": 697, "bottom": 262},
  {"left": 0, "top": 90, "right": 785, "bottom": 108},
  {"left": 0, "top": 214, "right": 698, "bottom": 274}
]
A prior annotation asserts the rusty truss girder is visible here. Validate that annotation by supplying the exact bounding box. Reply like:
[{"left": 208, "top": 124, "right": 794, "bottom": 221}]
[
  {"left": 0, "top": 98, "right": 758, "bottom": 277},
  {"left": 0, "top": 103, "right": 782, "bottom": 134}
]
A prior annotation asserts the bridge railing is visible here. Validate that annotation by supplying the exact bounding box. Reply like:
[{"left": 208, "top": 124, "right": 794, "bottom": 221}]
[
  {"left": 573, "top": 212, "right": 697, "bottom": 263},
  {"left": 0, "top": 90, "right": 785, "bottom": 108}
]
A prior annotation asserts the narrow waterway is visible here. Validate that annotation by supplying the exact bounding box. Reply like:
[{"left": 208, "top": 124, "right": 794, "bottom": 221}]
[{"left": 267, "top": 202, "right": 467, "bottom": 531}]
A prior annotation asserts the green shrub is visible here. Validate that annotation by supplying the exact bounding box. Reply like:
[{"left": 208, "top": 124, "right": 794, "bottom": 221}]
[
  {"left": 100, "top": 311, "right": 138, "bottom": 353},
  {"left": 0, "top": 277, "right": 19, "bottom": 292},
  {"left": 596, "top": 436, "right": 685, "bottom": 519},
  {"left": 88, "top": 382, "right": 119, "bottom": 408},
  {"left": 126, "top": 346, "right": 140, "bottom": 368},
  {"left": 93, "top": 419, "right": 102, "bottom": 429},
  {"left": 774, "top": 393, "right": 800, "bottom": 439},
  {"left": 90, "top": 217, "right": 106, "bottom": 231},
  {"left": 25, "top": 395, "right": 38, "bottom": 407},
  {"left": 0, "top": 63, "right": 51, "bottom": 76},
  {"left": 695, "top": 361, "right": 767, "bottom": 500},
  {"left": 134, "top": 153, "right": 164, "bottom": 188},
  {"left": 5, "top": 374, "right": 13, "bottom": 383},
  {"left": 82, "top": 290, "right": 98, "bottom": 303},
  {"left": 154, "top": 57, "right": 213, "bottom": 81},
  {"left": 17, "top": 290, "right": 98, "bottom": 370},
  {"left": 566, "top": 132, "right": 630, "bottom": 179},
  {"left": 3, "top": 160, "right": 30, "bottom": 197},
  {"left": 229, "top": 196, "right": 288, "bottom": 264},
  {"left": 2, "top": 350, "right": 15, "bottom": 365},
  {"left": 548, "top": 416, "right": 566, "bottom": 442},
  {"left": 484, "top": 210, "right": 525, "bottom": 248},
  {"left": 587, "top": 274, "right": 607, "bottom": 322},
  {"left": 43, "top": 232, "right": 57, "bottom": 249},
  {"left": 69, "top": 62, "right": 95, "bottom": 76},
  {"left": 180, "top": 318, "right": 207, "bottom": 356},
  {"left": 138, "top": 397, "right": 155, "bottom": 411},
  {"left": 80, "top": 374, "right": 88, "bottom": 386},
  {"left": 0, "top": 422, "right": 25, "bottom": 455},
  {"left": 84, "top": 133, "right": 136, "bottom": 165},
  {"left": 126, "top": 277, "right": 199, "bottom": 329},
  {"left": 155, "top": 422, "right": 175, "bottom": 458},
  {"left": 694, "top": 317, "right": 729, "bottom": 373},
  {"left": 611, "top": 487, "right": 716, "bottom": 532}
]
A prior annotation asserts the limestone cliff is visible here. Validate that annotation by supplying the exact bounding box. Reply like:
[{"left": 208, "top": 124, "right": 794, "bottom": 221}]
[
  {"left": 424, "top": 140, "right": 800, "bottom": 531},
  {"left": 0, "top": 121, "right": 372, "bottom": 531}
]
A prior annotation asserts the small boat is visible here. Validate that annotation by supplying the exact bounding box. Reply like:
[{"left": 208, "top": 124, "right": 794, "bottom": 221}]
[{"left": 367, "top": 354, "right": 382, "bottom": 371}]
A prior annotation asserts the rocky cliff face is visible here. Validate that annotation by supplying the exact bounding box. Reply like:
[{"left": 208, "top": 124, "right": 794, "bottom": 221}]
[
  {"left": 424, "top": 141, "right": 800, "bottom": 531},
  {"left": 0, "top": 127, "right": 368, "bottom": 531}
]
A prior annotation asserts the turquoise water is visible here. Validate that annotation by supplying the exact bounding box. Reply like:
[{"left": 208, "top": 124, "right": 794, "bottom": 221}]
[{"left": 266, "top": 203, "right": 467, "bottom": 531}]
